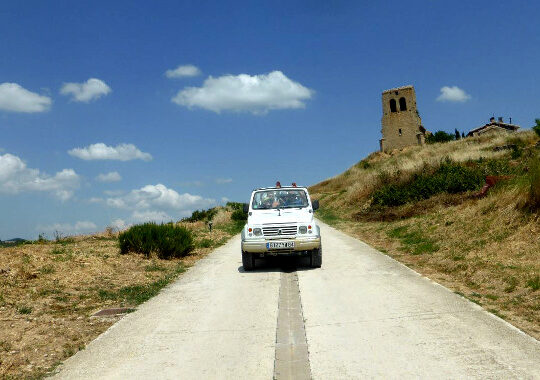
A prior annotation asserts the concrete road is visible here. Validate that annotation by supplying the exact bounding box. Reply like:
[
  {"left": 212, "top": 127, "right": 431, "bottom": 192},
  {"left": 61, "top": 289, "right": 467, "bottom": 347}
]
[{"left": 53, "top": 222, "right": 540, "bottom": 379}]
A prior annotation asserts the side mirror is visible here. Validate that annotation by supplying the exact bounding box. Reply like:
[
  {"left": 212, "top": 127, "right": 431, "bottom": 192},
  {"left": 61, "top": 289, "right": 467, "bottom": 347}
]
[
  {"left": 312, "top": 199, "right": 319, "bottom": 211},
  {"left": 242, "top": 203, "right": 249, "bottom": 213}
]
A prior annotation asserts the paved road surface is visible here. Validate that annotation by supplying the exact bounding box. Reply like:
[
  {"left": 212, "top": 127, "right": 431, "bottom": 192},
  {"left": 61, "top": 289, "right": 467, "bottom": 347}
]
[{"left": 54, "top": 222, "right": 540, "bottom": 379}]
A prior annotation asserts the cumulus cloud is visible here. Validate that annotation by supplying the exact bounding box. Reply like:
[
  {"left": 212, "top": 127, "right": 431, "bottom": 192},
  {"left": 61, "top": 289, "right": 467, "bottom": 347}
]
[
  {"left": 68, "top": 143, "right": 152, "bottom": 161},
  {"left": 172, "top": 70, "right": 313, "bottom": 114},
  {"left": 103, "top": 189, "right": 124, "bottom": 196},
  {"left": 106, "top": 183, "right": 214, "bottom": 211},
  {"left": 96, "top": 171, "right": 122, "bottom": 182},
  {"left": 132, "top": 210, "right": 174, "bottom": 223},
  {"left": 37, "top": 221, "right": 97, "bottom": 234},
  {"left": 105, "top": 184, "right": 214, "bottom": 223},
  {"left": 0, "top": 153, "right": 79, "bottom": 200},
  {"left": 60, "top": 78, "right": 111, "bottom": 102},
  {"left": 436, "top": 86, "right": 471, "bottom": 102},
  {"left": 109, "top": 218, "right": 129, "bottom": 231},
  {"left": 165, "top": 64, "right": 201, "bottom": 78},
  {"left": 0, "top": 83, "right": 52, "bottom": 113},
  {"left": 215, "top": 178, "right": 232, "bottom": 184}
]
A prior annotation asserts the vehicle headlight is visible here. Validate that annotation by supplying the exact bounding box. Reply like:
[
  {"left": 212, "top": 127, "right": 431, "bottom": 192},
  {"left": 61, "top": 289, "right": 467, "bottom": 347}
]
[
  {"left": 299, "top": 226, "right": 307, "bottom": 234},
  {"left": 253, "top": 228, "right": 262, "bottom": 236}
]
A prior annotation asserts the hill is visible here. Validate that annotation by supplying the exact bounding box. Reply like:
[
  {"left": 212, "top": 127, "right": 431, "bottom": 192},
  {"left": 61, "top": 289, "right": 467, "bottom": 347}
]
[{"left": 310, "top": 131, "right": 540, "bottom": 339}]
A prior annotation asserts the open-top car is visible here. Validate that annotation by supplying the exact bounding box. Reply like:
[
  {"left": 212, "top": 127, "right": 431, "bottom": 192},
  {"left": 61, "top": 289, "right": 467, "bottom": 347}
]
[{"left": 241, "top": 182, "right": 321, "bottom": 270}]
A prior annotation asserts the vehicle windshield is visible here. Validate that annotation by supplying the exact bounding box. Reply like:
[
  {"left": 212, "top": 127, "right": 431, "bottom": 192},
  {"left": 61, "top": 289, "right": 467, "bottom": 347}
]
[{"left": 252, "top": 189, "right": 309, "bottom": 210}]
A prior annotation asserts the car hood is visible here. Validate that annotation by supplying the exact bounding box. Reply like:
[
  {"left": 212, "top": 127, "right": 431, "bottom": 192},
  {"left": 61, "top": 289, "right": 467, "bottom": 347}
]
[{"left": 248, "top": 209, "right": 314, "bottom": 225}]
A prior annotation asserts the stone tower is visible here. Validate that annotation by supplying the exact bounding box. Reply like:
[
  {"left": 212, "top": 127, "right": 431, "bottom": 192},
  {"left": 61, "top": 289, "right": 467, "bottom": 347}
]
[{"left": 380, "top": 85, "right": 426, "bottom": 152}]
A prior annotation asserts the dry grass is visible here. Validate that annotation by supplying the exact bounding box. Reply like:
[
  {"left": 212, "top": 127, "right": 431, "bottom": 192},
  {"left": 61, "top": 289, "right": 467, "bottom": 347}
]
[
  {"left": 311, "top": 131, "right": 540, "bottom": 340},
  {"left": 0, "top": 215, "right": 241, "bottom": 379},
  {"left": 311, "top": 131, "right": 537, "bottom": 212}
]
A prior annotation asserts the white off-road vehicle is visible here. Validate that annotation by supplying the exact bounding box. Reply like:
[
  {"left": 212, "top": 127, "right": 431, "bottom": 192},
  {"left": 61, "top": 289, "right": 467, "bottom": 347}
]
[{"left": 241, "top": 183, "right": 321, "bottom": 270}]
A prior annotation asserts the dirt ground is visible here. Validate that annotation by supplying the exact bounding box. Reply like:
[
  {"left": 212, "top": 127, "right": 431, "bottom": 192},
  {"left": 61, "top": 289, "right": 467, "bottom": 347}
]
[{"left": 0, "top": 218, "right": 238, "bottom": 379}]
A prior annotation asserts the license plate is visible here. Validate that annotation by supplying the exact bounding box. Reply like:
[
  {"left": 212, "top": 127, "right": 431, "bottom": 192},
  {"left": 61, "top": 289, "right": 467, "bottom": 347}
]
[{"left": 267, "top": 241, "right": 295, "bottom": 249}]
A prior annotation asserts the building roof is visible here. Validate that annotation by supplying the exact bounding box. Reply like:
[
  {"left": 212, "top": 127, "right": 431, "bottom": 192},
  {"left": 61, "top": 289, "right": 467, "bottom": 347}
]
[
  {"left": 382, "top": 85, "right": 414, "bottom": 93},
  {"left": 468, "top": 120, "right": 520, "bottom": 136}
]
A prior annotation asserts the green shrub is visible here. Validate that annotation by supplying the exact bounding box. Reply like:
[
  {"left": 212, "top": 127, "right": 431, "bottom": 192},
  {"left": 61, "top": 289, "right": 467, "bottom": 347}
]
[
  {"left": 526, "top": 275, "right": 540, "bottom": 291},
  {"left": 533, "top": 119, "right": 540, "bottom": 138},
  {"left": 18, "top": 306, "right": 32, "bottom": 314},
  {"left": 527, "top": 158, "right": 540, "bottom": 210},
  {"left": 226, "top": 202, "right": 244, "bottom": 210},
  {"left": 182, "top": 207, "right": 217, "bottom": 222},
  {"left": 372, "top": 160, "right": 484, "bottom": 207},
  {"left": 197, "top": 238, "right": 213, "bottom": 248},
  {"left": 231, "top": 208, "right": 248, "bottom": 221},
  {"left": 119, "top": 223, "right": 194, "bottom": 259},
  {"left": 426, "top": 131, "right": 455, "bottom": 144}
]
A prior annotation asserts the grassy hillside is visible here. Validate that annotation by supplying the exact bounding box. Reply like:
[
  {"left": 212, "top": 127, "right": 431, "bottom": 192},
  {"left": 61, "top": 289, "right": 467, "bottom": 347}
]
[
  {"left": 0, "top": 205, "right": 245, "bottom": 379},
  {"left": 310, "top": 131, "right": 540, "bottom": 339}
]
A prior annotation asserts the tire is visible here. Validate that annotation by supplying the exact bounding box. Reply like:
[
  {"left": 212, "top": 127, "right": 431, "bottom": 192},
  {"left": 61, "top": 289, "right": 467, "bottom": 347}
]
[
  {"left": 310, "top": 246, "right": 322, "bottom": 268},
  {"left": 242, "top": 251, "right": 255, "bottom": 271}
]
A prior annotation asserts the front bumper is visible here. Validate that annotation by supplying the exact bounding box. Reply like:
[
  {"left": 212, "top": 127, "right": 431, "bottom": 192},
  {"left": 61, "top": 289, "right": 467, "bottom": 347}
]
[{"left": 241, "top": 236, "right": 321, "bottom": 254}]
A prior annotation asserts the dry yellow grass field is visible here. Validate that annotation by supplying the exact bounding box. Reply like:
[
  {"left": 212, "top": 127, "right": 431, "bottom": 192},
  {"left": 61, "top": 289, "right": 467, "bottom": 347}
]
[
  {"left": 0, "top": 209, "right": 243, "bottom": 379},
  {"left": 310, "top": 131, "right": 540, "bottom": 340}
]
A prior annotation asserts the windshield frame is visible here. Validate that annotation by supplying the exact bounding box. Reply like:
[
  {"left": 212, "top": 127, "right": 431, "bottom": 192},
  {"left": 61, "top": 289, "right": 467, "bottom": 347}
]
[{"left": 251, "top": 189, "right": 309, "bottom": 210}]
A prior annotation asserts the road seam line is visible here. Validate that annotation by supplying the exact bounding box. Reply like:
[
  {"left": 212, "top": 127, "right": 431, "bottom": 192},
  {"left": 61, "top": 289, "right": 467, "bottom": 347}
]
[{"left": 273, "top": 271, "right": 312, "bottom": 380}]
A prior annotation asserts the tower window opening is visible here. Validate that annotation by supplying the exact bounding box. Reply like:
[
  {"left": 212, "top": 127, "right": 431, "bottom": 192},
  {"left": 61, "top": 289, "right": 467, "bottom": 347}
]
[
  {"left": 399, "top": 128, "right": 402, "bottom": 136},
  {"left": 399, "top": 97, "right": 407, "bottom": 111},
  {"left": 390, "top": 99, "right": 397, "bottom": 113}
]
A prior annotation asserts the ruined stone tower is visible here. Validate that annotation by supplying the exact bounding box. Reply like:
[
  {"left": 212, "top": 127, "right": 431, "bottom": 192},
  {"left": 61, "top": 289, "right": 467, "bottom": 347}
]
[{"left": 380, "top": 85, "right": 426, "bottom": 152}]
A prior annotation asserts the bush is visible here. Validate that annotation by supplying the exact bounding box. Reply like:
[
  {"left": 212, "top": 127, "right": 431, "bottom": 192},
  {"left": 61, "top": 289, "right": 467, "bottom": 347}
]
[
  {"left": 426, "top": 131, "right": 455, "bottom": 144},
  {"left": 226, "top": 202, "right": 244, "bottom": 210},
  {"left": 527, "top": 158, "right": 540, "bottom": 210},
  {"left": 182, "top": 207, "right": 217, "bottom": 222},
  {"left": 119, "top": 223, "right": 194, "bottom": 259},
  {"left": 197, "top": 238, "right": 213, "bottom": 248},
  {"left": 231, "top": 208, "right": 248, "bottom": 221},
  {"left": 533, "top": 119, "right": 540, "bottom": 138},
  {"left": 372, "top": 160, "right": 484, "bottom": 207}
]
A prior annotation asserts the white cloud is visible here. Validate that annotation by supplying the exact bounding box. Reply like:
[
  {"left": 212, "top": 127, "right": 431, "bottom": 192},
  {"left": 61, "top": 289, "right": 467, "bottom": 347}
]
[
  {"left": 103, "top": 189, "right": 124, "bottom": 196},
  {"left": 132, "top": 210, "right": 173, "bottom": 223},
  {"left": 165, "top": 64, "right": 201, "bottom": 78},
  {"left": 105, "top": 184, "right": 214, "bottom": 223},
  {"left": 215, "top": 178, "right": 232, "bottom": 184},
  {"left": 0, "top": 83, "right": 52, "bottom": 113},
  {"left": 436, "top": 86, "right": 471, "bottom": 102},
  {"left": 109, "top": 218, "right": 129, "bottom": 231},
  {"left": 60, "top": 78, "right": 111, "bottom": 102},
  {"left": 68, "top": 143, "right": 152, "bottom": 161},
  {"left": 96, "top": 171, "right": 122, "bottom": 182},
  {"left": 172, "top": 70, "right": 313, "bottom": 114},
  {"left": 37, "top": 221, "right": 97, "bottom": 234},
  {"left": 106, "top": 183, "right": 214, "bottom": 211},
  {"left": 0, "top": 153, "right": 79, "bottom": 200}
]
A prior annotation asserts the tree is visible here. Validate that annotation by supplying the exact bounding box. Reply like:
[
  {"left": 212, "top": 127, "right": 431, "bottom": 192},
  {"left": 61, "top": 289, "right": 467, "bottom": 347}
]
[
  {"left": 533, "top": 119, "right": 540, "bottom": 138},
  {"left": 426, "top": 130, "right": 455, "bottom": 144},
  {"left": 455, "top": 128, "right": 461, "bottom": 140}
]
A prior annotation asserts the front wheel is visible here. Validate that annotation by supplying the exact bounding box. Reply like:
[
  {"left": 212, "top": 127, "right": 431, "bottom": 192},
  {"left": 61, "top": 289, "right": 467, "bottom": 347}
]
[
  {"left": 242, "top": 251, "right": 255, "bottom": 271},
  {"left": 310, "top": 246, "right": 322, "bottom": 268}
]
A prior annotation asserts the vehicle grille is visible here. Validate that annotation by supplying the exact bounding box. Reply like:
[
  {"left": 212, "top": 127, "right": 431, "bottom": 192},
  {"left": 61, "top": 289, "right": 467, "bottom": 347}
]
[{"left": 263, "top": 225, "right": 297, "bottom": 236}]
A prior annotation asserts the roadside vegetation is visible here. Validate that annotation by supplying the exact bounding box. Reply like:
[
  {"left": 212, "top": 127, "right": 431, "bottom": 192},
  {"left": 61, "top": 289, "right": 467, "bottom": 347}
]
[
  {"left": 310, "top": 129, "right": 540, "bottom": 339},
  {"left": 0, "top": 204, "right": 244, "bottom": 379}
]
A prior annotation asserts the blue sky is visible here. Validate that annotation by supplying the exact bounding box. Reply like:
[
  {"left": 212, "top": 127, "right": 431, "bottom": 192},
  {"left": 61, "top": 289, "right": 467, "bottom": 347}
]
[{"left": 1, "top": 0, "right": 538, "bottom": 238}]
